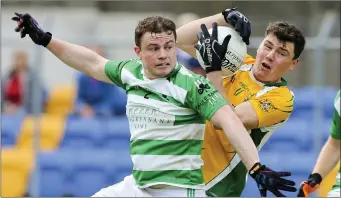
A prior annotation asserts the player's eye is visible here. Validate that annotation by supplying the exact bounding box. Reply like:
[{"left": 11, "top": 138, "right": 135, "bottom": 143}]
[
  {"left": 264, "top": 45, "right": 272, "bottom": 50},
  {"left": 165, "top": 46, "right": 173, "bottom": 50},
  {"left": 278, "top": 51, "right": 287, "bottom": 56},
  {"left": 149, "top": 47, "right": 159, "bottom": 51}
]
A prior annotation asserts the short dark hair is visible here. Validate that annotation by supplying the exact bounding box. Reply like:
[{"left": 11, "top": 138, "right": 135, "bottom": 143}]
[
  {"left": 265, "top": 22, "right": 306, "bottom": 60},
  {"left": 135, "top": 16, "right": 177, "bottom": 48}
]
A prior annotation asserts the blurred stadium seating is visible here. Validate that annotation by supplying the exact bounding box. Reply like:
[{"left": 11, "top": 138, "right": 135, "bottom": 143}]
[{"left": 1, "top": 86, "right": 338, "bottom": 196}]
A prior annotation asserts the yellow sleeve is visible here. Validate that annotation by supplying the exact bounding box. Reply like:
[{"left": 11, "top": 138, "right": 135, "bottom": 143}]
[{"left": 248, "top": 88, "right": 294, "bottom": 128}]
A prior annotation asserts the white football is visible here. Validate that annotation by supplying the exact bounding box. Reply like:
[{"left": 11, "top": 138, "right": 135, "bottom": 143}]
[{"left": 196, "top": 25, "right": 247, "bottom": 78}]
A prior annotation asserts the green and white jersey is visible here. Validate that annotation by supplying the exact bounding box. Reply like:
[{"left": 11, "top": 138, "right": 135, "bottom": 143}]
[
  {"left": 104, "top": 59, "right": 227, "bottom": 189},
  {"left": 330, "top": 90, "right": 340, "bottom": 190}
]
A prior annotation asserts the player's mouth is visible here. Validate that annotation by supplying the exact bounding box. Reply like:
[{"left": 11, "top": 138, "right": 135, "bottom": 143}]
[
  {"left": 261, "top": 62, "right": 271, "bottom": 70},
  {"left": 156, "top": 63, "right": 170, "bottom": 67}
]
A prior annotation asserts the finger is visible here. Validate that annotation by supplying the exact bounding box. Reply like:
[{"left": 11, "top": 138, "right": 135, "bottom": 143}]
[
  {"left": 276, "top": 171, "right": 292, "bottom": 177},
  {"left": 276, "top": 177, "right": 296, "bottom": 186},
  {"left": 197, "top": 32, "right": 205, "bottom": 44},
  {"left": 200, "top": 24, "right": 210, "bottom": 38},
  {"left": 276, "top": 184, "right": 297, "bottom": 192},
  {"left": 194, "top": 44, "right": 201, "bottom": 51},
  {"left": 212, "top": 22, "right": 218, "bottom": 40},
  {"left": 222, "top": 35, "right": 231, "bottom": 49},
  {"left": 260, "top": 189, "right": 267, "bottom": 197},
  {"left": 14, "top": 12, "right": 22, "bottom": 17},
  {"left": 235, "top": 18, "right": 243, "bottom": 34},
  {"left": 269, "top": 188, "right": 286, "bottom": 197},
  {"left": 20, "top": 27, "right": 27, "bottom": 38},
  {"left": 11, "top": 16, "right": 20, "bottom": 21},
  {"left": 15, "top": 25, "right": 22, "bottom": 32},
  {"left": 245, "top": 24, "right": 251, "bottom": 45},
  {"left": 241, "top": 21, "right": 249, "bottom": 43},
  {"left": 258, "top": 184, "right": 267, "bottom": 197}
]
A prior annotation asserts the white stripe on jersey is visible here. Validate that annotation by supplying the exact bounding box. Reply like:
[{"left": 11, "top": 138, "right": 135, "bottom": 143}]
[
  {"left": 335, "top": 96, "right": 340, "bottom": 116},
  {"left": 132, "top": 154, "right": 203, "bottom": 171},
  {"left": 121, "top": 68, "right": 188, "bottom": 103}
]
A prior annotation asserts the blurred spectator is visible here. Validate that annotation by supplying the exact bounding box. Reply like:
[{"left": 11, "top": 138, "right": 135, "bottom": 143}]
[
  {"left": 176, "top": 13, "right": 205, "bottom": 76},
  {"left": 73, "top": 45, "right": 127, "bottom": 117},
  {"left": 1, "top": 49, "right": 47, "bottom": 115}
]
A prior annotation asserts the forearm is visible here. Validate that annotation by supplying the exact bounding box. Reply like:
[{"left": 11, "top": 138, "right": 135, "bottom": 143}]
[
  {"left": 46, "top": 38, "right": 110, "bottom": 82},
  {"left": 312, "top": 137, "right": 340, "bottom": 178},
  {"left": 212, "top": 105, "right": 259, "bottom": 170},
  {"left": 176, "top": 13, "right": 227, "bottom": 57},
  {"left": 207, "top": 71, "right": 234, "bottom": 110}
]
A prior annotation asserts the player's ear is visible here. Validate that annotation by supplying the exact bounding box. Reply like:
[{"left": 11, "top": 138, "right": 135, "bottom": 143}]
[
  {"left": 289, "top": 59, "right": 299, "bottom": 71},
  {"left": 134, "top": 46, "right": 142, "bottom": 59}
]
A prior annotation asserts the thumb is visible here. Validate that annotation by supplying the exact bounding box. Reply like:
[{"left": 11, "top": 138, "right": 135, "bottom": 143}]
[{"left": 194, "top": 44, "right": 201, "bottom": 51}]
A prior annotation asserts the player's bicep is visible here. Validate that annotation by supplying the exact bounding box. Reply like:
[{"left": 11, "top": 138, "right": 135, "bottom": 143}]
[
  {"left": 234, "top": 101, "right": 259, "bottom": 130},
  {"left": 93, "top": 57, "right": 112, "bottom": 83},
  {"left": 186, "top": 77, "right": 227, "bottom": 121}
]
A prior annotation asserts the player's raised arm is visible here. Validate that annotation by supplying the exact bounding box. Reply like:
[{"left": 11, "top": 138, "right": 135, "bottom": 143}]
[
  {"left": 12, "top": 13, "right": 111, "bottom": 83},
  {"left": 176, "top": 8, "right": 250, "bottom": 58}
]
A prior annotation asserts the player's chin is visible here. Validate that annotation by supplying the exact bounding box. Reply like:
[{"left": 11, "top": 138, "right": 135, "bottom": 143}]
[{"left": 155, "top": 67, "right": 173, "bottom": 77}]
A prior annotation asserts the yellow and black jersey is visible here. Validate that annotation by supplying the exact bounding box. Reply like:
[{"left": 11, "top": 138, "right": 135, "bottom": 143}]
[{"left": 203, "top": 55, "right": 294, "bottom": 197}]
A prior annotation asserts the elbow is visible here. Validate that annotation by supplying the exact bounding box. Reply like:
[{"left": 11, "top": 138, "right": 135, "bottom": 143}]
[{"left": 211, "top": 104, "right": 240, "bottom": 130}]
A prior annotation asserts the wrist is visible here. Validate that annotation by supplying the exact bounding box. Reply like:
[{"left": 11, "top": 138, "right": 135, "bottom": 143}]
[
  {"left": 309, "top": 173, "right": 322, "bottom": 184},
  {"left": 205, "top": 67, "right": 221, "bottom": 74},
  {"left": 42, "top": 32, "right": 52, "bottom": 47},
  {"left": 249, "top": 162, "right": 262, "bottom": 177}
]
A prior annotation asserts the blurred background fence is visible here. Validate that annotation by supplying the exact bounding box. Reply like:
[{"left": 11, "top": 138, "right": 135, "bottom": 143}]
[{"left": 1, "top": 1, "right": 340, "bottom": 197}]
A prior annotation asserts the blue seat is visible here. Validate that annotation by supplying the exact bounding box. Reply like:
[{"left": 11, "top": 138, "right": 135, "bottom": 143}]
[
  {"left": 291, "top": 86, "right": 338, "bottom": 119},
  {"left": 264, "top": 119, "right": 310, "bottom": 151},
  {"left": 101, "top": 116, "right": 130, "bottom": 149},
  {"left": 292, "top": 87, "right": 316, "bottom": 112},
  {"left": 260, "top": 151, "right": 315, "bottom": 176},
  {"left": 108, "top": 150, "right": 133, "bottom": 184},
  {"left": 29, "top": 150, "right": 73, "bottom": 196},
  {"left": 1, "top": 114, "right": 24, "bottom": 147},
  {"left": 61, "top": 117, "right": 103, "bottom": 148},
  {"left": 69, "top": 149, "right": 117, "bottom": 196}
]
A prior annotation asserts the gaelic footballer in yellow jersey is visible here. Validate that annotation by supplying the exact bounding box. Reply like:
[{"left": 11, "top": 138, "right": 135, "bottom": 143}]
[
  {"left": 176, "top": 8, "right": 306, "bottom": 197},
  {"left": 202, "top": 55, "right": 295, "bottom": 197}
]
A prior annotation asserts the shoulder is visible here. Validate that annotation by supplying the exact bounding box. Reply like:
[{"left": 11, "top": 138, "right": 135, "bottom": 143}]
[{"left": 258, "top": 86, "right": 294, "bottom": 104}]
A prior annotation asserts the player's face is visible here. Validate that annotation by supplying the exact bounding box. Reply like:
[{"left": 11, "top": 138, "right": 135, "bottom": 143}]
[
  {"left": 134, "top": 31, "right": 177, "bottom": 79},
  {"left": 253, "top": 34, "right": 299, "bottom": 83}
]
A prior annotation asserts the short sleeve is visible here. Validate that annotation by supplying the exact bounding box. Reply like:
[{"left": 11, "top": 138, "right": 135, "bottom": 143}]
[
  {"left": 330, "top": 91, "right": 340, "bottom": 140},
  {"left": 186, "top": 75, "right": 227, "bottom": 121},
  {"left": 104, "top": 60, "right": 131, "bottom": 89},
  {"left": 248, "top": 88, "right": 294, "bottom": 128}
]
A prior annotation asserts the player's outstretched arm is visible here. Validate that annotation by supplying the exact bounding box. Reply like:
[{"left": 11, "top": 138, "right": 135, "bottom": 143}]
[
  {"left": 12, "top": 12, "right": 111, "bottom": 83},
  {"left": 210, "top": 105, "right": 297, "bottom": 197},
  {"left": 297, "top": 137, "right": 340, "bottom": 197},
  {"left": 176, "top": 8, "right": 250, "bottom": 58},
  {"left": 46, "top": 38, "right": 110, "bottom": 83},
  {"left": 312, "top": 137, "right": 340, "bottom": 179}
]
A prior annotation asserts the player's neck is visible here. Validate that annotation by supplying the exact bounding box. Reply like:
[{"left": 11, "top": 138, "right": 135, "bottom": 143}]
[{"left": 251, "top": 68, "right": 281, "bottom": 85}]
